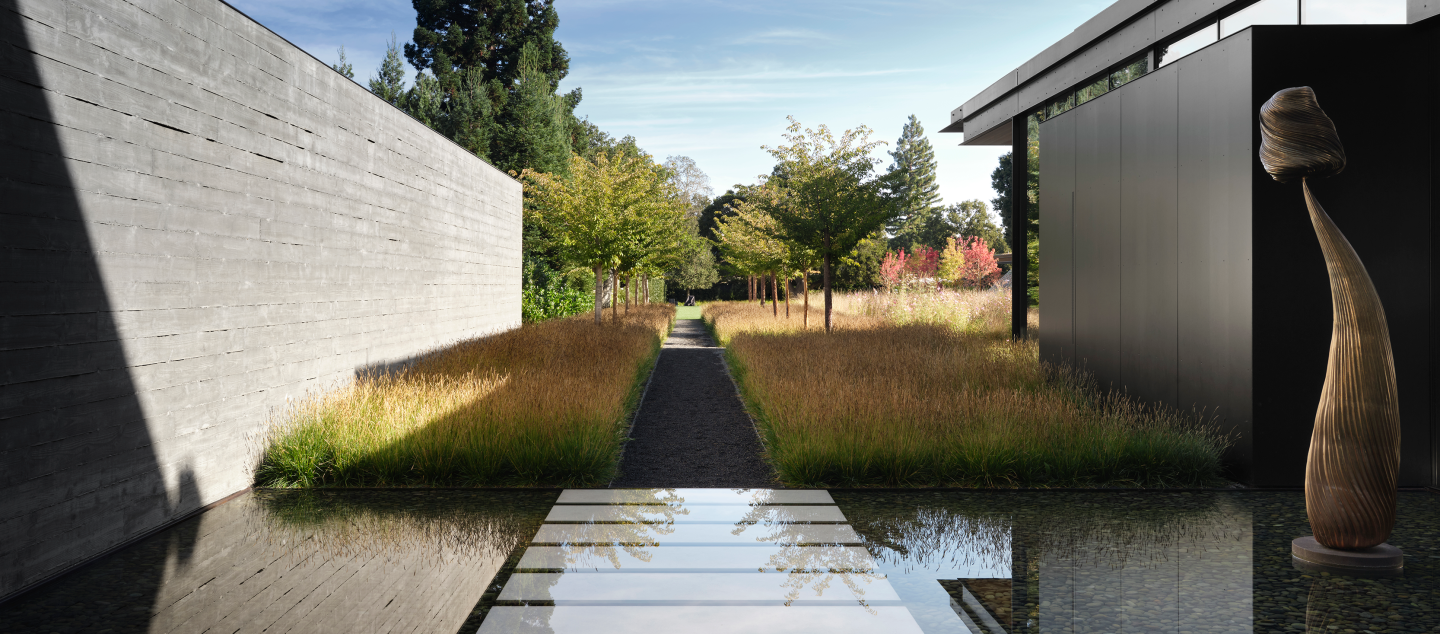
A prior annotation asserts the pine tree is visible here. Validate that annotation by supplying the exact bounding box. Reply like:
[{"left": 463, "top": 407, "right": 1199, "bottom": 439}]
[
  {"left": 405, "top": 0, "right": 569, "bottom": 91},
  {"left": 403, "top": 0, "right": 578, "bottom": 171},
  {"left": 494, "top": 42, "right": 571, "bottom": 175},
  {"left": 368, "top": 34, "right": 407, "bottom": 106},
  {"left": 331, "top": 46, "right": 354, "bottom": 80},
  {"left": 885, "top": 115, "right": 943, "bottom": 251}
]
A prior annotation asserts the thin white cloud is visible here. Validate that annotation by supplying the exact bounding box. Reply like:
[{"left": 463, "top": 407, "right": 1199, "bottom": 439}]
[{"left": 733, "top": 28, "right": 837, "bottom": 45}]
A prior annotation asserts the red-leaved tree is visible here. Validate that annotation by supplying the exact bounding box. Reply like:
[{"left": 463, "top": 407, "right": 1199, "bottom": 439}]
[
  {"left": 880, "top": 249, "right": 908, "bottom": 290},
  {"left": 959, "top": 236, "right": 1002, "bottom": 289},
  {"left": 907, "top": 245, "right": 940, "bottom": 288}
]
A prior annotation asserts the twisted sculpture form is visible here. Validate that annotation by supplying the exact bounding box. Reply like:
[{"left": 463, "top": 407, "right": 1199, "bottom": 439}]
[{"left": 1259, "top": 87, "right": 1400, "bottom": 549}]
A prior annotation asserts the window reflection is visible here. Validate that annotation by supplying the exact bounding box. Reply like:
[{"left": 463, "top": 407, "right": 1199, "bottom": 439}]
[
  {"left": 1221, "top": 0, "right": 1299, "bottom": 38},
  {"left": 1303, "top": 0, "right": 1406, "bottom": 24},
  {"left": 1159, "top": 22, "right": 1219, "bottom": 67}
]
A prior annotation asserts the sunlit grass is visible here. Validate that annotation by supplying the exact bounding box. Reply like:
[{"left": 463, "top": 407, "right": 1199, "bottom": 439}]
[
  {"left": 707, "top": 292, "right": 1227, "bottom": 488},
  {"left": 254, "top": 305, "right": 673, "bottom": 487}
]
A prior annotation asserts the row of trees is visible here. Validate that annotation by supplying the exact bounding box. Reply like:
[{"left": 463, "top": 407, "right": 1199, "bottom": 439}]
[
  {"left": 522, "top": 150, "right": 702, "bottom": 324},
  {"left": 709, "top": 118, "right": 897, "bottom": 332},
  {"left": 682, "top": 114, "right": 1013, "bottom": 322},
  {"left": 879, "top": 237, "right": 1002, "bottom": 291}
]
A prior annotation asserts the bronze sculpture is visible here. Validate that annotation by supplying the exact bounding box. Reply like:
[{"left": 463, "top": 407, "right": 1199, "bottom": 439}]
[{"left": 1258, "top": 87, "right": 1401, "bottom": 553}]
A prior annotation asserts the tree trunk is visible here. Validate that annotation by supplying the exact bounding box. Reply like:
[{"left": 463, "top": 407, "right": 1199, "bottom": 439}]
[
  {"left": 612, "top": 270, "right": 619, "bottom": 323},
  {"left": 823, "top": 240, "right": 833, "bottom": 333},
  {"left": 624, "top": 274, "right": 630, "bottom": 314},
  {"left": 771, "top": 273, "right": 778, "bottom": 318},
  {"left": 643, "top": 274, "right": 649, "bottom": 304},
  {"left": 802, "top": 272, "right": 809, "bottom": 329},
  {"left": 593, "top": 265, "right": 604, "bottom": 325},
  {"left": 783, "top": 273, "right": 790, "bottom": 318}
]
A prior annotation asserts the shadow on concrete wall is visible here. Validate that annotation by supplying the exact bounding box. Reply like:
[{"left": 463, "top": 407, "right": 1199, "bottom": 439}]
[{"left": 0, "top": 0, "right": 175, "bottom": 605}]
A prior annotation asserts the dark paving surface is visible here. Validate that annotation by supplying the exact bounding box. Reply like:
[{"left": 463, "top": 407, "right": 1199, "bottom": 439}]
[{"left": 611, "top": 319, "right": 777, "bottom": 487}]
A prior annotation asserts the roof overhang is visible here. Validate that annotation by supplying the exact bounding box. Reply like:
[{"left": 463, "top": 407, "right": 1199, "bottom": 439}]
[{"left": 946, "top": 0, "right": 1440, "bottom": 146}]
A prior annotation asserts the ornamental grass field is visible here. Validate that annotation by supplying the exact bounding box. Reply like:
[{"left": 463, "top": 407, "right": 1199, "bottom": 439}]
[
  {"left": 254, "top": 305, "right": 672, "bottom": 488},
  {"left": 707, "top": 291, "right": 1229, "bottom": 488}
]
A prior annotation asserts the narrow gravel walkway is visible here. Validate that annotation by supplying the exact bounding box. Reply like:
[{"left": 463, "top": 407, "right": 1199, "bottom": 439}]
[{"left": 611, "top": 317, "right": 776, "bottom": 487}]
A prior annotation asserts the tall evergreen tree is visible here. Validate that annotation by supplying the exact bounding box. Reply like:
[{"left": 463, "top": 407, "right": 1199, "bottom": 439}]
[
  {"left": 405, "top": 0, "right": 574, "bottom": 104},
  {"left": 368, "top": 34, "right": 408, "bottom": 106},
  {"left": 494, "top": 42, "right": 571, "bottom": 175},
  {"left": 884, "top": 115, "right": 943, "bottom": 251},
  {"left": 402, "top": 0, "right": 578, "bottom": 171}
]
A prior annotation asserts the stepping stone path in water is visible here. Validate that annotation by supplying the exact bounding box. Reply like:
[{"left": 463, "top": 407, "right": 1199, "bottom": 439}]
[
  {"left": 610, "top": 313, "right": 774, "bottom": 487},
  {"left": 477, "top": 489, "right": 927, "bottom": 633}
]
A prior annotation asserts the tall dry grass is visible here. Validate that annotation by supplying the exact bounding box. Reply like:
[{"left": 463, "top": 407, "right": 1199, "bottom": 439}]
[
  {"left": 254, "top": 305, "right": 673, "bottom": 487},
  {"left": 706, "top": 289, "right": 1034, "bottom": 345},
  {"left": 708, "top": 293, "right": 1227, "bottom": 487}
]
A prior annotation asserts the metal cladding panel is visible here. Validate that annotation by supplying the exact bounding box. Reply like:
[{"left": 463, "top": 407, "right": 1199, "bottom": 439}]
[
  {"left": 1249, "top": 26, "right": 1434, "bottom": 487},
  {"left": 1174, "top": 34, "right": 1254, "bottom": 479},
  {"left": 1039, "top": 114, "right": 1077, "bottom": 366},
  {"left": 1071, "top": 93, "right": 1124, "bottom": 388},
  {"left": 1119, "top": 70, "right": 1180, "bottom": 411}
]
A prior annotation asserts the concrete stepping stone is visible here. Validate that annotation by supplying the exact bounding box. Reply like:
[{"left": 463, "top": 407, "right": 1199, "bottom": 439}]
[{"left": 478, "top": 488, "right": 926, "bottom": 633}]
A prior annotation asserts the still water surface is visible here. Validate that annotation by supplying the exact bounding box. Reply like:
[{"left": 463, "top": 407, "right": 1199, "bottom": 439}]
[{"left": 0, "top": 489, "right": 1434, "bottom": 633}]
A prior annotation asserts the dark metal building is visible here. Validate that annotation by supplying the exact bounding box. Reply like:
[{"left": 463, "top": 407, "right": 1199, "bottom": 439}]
[{"left": 944, "top": 0, "right": 1440, "bottom": 487}]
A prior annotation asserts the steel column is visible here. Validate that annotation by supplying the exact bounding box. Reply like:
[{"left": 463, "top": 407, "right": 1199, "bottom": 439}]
[{"left": 1011, "top": 114, "right": 1029, "bottom": 339}]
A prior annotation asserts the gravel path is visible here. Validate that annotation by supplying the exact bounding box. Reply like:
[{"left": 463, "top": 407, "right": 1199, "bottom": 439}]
[{"left": 611, "top": 317, "right": 776, "bottom": 487}]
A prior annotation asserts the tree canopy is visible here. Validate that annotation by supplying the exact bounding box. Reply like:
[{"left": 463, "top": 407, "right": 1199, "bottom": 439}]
[
  {"left": 945, "top": 200, "right": 1008, "bottom": 253},
  {"left": 761, "top": 117, "right": 893, "bottom": 331},
  {"left": 405, "top": 0, "right": 570, "bottom": 92},
  {"left": 522, "top": 150, "right": 690, "bottom": 323}
]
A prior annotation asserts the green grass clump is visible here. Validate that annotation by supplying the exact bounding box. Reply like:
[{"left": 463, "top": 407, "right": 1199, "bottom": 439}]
[{"left": 254, "top": 305, "right": 672, "bottom": 487}]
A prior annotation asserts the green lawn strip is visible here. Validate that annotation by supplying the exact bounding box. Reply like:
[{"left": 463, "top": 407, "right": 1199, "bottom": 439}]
[{"left": 674, "top": 305, "right": 703, "bottom": 320}]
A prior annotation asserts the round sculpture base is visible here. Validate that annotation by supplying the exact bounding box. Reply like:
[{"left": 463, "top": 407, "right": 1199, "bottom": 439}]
[{"left": 1292, "top": 537, "right": 1403, "bottom": 577}]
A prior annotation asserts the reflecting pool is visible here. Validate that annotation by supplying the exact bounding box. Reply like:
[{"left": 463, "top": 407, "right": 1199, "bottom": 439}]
[{"left": 0, "top": 489, "right": 1436, "bottom": 633}]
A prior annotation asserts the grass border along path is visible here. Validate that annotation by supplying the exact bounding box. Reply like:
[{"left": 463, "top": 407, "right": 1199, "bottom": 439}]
[
  {"left": 705, "top": 299, "right": 1230, "bottom": 489},
  {"left": 254, "top": 305, "right": 673, "bottom": 488}
]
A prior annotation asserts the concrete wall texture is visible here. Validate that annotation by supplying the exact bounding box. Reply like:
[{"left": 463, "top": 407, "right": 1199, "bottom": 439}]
[{"left": 0, "top": 0, "right": 522, "bottom": 599}]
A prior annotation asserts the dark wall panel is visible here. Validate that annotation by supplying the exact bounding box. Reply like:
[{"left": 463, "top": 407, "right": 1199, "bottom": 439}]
[
  {"left": 1039, "top": 113, "right": 1076, "bottom": 365},
  {"left": 1119, "top": 70, "right": 1181, "bottom": 410},
  {"left": 1250, "top": 26, "right": 1434, "bottom": 487},
  {"left": 1175, "top": 34, "right": 1255, "bottom": 480},
  {"left": 1072, "top": 94, "right": 1123, "bottom": 388}
]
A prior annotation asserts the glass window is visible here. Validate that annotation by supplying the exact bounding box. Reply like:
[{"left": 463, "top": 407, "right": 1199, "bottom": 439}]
[
  {"left": 1158, "top": 22, "right": 1218, "bottom": 67},
  {"left": 1047, "top": 94, "right": 1075, "bottom": 120},
  {"left": 1074, "top": 76, "right": 1109, "bottom": 107},
  {"left": 1221, "top": 0, "right": 1299, "bottom": 38},
  {"left": 1302, "top": 0, "right": 1405, "bottom": 24},
  {"left": 1109, "top": 57, "right": 1148, "bottom": 90}
]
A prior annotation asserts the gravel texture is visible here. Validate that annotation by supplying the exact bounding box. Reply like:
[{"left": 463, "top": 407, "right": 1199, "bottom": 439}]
[{"left": 610, "top": 319, "right": 777, "bottom": 488}]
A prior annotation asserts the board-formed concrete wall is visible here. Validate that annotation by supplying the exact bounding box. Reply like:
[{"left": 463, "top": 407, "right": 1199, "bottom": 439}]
[{"left": 0, "top": 0, "right": 521, "bottom": 598}]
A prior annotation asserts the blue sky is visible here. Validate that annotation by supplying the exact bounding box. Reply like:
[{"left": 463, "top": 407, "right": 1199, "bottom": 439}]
[{"left": 228, "top": 0, "right": 1110, "bottom": 207}]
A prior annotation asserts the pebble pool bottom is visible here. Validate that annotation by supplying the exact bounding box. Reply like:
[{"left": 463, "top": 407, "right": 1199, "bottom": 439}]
[{"left": 0, "top": 489, "right": 1435, "bottom": 633}]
